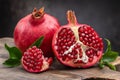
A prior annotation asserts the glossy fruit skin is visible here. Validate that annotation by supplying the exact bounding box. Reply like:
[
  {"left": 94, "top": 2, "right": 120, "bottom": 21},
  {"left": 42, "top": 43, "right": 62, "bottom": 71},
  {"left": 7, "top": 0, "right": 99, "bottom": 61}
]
[
  {"left": 52, "top": 10, "right": 103, "bottom": 68},
  {"left": 21, "top": 46, "right": 53, "bottom": 73},
  {"left": 14, "top": 8, "right": 60, "bottom": 57}
]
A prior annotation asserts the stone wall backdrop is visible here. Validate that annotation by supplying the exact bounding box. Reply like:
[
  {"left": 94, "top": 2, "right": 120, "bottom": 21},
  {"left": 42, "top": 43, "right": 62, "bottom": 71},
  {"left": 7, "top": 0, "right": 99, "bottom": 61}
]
[{"left": 0, "top": 0, "right": 120, "bottom": 52}]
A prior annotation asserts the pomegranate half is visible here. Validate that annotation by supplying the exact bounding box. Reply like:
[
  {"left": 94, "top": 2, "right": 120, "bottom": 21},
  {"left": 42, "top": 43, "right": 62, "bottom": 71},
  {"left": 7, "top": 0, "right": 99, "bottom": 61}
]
[
  {"left": 14, "top": 7, "right": 60, "bottom": 57},
  {"left": 52, "top": 10, "right": 103, "bottom": 68}
]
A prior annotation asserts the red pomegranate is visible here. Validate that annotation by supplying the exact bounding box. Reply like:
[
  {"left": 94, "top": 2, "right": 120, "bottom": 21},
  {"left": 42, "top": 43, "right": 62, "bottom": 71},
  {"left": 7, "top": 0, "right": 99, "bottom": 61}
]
[
  {"left": 52, "top": 10, "right": 103, "bottom": 68},
  {"left": 14, "top": 7, "right": 60, "bottom": 57}
]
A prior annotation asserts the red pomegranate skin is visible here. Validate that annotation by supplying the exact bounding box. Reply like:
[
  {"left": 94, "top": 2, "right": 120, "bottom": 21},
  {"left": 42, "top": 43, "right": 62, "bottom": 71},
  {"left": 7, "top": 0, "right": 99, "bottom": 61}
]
[{"left": 14, "top": 8, "right": 60, "bottom": 57}]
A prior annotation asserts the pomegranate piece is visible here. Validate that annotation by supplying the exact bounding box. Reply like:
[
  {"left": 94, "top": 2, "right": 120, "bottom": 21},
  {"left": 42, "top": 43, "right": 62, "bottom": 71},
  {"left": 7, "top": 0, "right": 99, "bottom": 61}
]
[
  {"left": 21, "top": 46, "right": 53, "bottom": 73},
  {"left": 52, "top": 10, "right": 103, "bottom": 68},
  {"left": 14, "top": 7, "right": 60, "bottom": 57}
]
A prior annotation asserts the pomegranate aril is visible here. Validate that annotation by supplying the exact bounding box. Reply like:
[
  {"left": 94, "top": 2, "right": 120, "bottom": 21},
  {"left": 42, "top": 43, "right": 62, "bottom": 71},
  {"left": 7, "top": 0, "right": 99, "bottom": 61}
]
[
  {"left": 86, "top": 35, "right": 89, "bottom": 38},
  {"left": 60, "top": 42, "right": 64, "bottom": 46},
  {"left": 89, "top": 57, "right": 93, "bottom": 62},
  {"left": 100, "top": 43, "right": 103, "bottom": 47},
  {"left": 36, "top": 65, "right": 41, "bottom": 69},
  {"left": 71, "top": 36, "right": 76, "bottom": 40},
  {"left": 67, "top": 41, "right": 72, "bottom": 46},
  {"left": 92, "top": 40, "right": 96, "bottom": 44},
  {"left": 84, "top": 37, "right": 88, "bottom": 42},
  {"left": 92, "top": 36, "right": 95, "bottom": 40},
  {"left": 62, "top": 45, "right": 66, "bottom": 49},
  {"left": 65, "top": 43, "right": 68, "bottom": 46},
  {"left": 59, "top": 28, "right": 66, "bottom": 35},
  {"left": 63, "top": 39, "right": 67, "bottom": 43},
  {"left": 84, "top": 31, "right": 88, "bottom": 34},
  {"left": 29, "top": 64, "right": 34, "bottom": 67},
  {"left": 92, "top": 32, "right": 95, "bottom": 36},
  {"left": 37, "top": 61, "right": 42, "bottom": 65},
  {"left": 58, "top": 31, "right": 64, "bottom": 36},
  {"left": 97, "top": 43, "right": 100, "bottom": 47},
  {"left": 67, "top": 29, "right": 73, "bottom": 34},
  {"left": 81, "top": 33, "right": 85, "bottom": 37},
  {"left": 66, "top": 38, "right": 70, "bottom": 42},
  {"left": 88, "top": 34, "right": 92, "bottom": 37},
  {"left": 80, "top": 37, "right": 83, "bottom": 41},
  {"left": 79, "top": 27, "right": 84, "bottom": 32},
  {"left": 86, "top": 50, "right": 91, "bottom": 56},
  {"left": 74, "top": 60, "right": 83, "bottom": 63},
  {"left": 30, "top": 60, "right": 34, "bottom": 63},
  {"left": 83, "top": 26, "right": 87, "bottom": 30},
  {"left": 88, "top": 38, "right": 92, "bottom": 42},
  {"left": 88, "top": 30, "right": 92, "bottom": 33},
  {"left": 90, "top": 49, "right": 94, "bottom": 53},
  {"left": 89, "top": 54, "right": 94, "bottom": 58},
  {"left": 93, "top": 44, "right": 97, "bottom": 48},
  {"left": 96, "top": 51, "right": 100, "bottom": 57}
]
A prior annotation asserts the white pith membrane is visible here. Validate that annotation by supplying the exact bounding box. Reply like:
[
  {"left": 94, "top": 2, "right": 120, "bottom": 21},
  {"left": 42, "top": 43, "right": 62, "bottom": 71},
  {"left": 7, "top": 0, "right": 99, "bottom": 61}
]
[
  {"left": 63, "top": 27, "right": 89, "bottom": 63},
  {"left": 41, "top": 57, "right": 50, "bottom": 71},
  {"left": 55, "top": 26, "right": 103, "bottom": 67}
]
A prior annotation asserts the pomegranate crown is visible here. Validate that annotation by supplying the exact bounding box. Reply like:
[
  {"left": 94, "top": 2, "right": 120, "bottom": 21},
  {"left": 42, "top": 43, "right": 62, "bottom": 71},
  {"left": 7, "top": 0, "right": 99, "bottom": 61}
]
[
  {"left": 32, "top": 7, "right": 45, "bottom": 19},
  {"left": 67, "top": 10, "right": 78, "bottom": 26}
]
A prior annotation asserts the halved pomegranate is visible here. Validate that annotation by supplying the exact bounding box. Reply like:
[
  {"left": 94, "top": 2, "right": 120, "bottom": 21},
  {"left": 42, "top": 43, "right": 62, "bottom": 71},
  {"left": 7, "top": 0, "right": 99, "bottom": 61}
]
[{"left": 52, "top": 10, "right": 103, "bottom": 68}]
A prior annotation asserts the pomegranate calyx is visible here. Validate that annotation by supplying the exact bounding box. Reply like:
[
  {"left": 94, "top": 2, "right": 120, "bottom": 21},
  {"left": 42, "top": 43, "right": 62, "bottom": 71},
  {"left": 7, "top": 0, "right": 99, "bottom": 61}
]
[
  {"left": 67, "top": 10, "right": 78, "bottom": 26},
  {"left": 32, "top": 7, "right": 45, "bottom": 19}
]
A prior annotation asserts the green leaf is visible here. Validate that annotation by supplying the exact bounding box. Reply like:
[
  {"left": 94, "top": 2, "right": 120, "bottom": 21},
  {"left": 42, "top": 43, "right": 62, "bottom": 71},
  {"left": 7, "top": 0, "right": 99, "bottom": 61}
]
[
  {"left": 5, "top": 44, "right": 22, "bottom": 59},
  {"left": 99, "top": 60, "right": 105, "bottom": 69},
  {"left": 102, "top": 51, "right": 118, "bottom": 62},
  {"left": 30, "top": 36, "right": 44, "bottom": 48},
  {"left": 98, "top": 39, "right": 119, "bottom": 70},
  {"left": 3, "top": 44, "right": 22, "bottom": 67},
  {"left": 105, "top": 39, "right": 111, "bottom": 53},
  {"left": 102, "top": 39, "right": 118, "bottom": 62},
  {"left": 3, "top": 59, "right": 21, "bottom": 67},
  {"left": 104, "top": 62, "right": 116, "bottom": 70}
]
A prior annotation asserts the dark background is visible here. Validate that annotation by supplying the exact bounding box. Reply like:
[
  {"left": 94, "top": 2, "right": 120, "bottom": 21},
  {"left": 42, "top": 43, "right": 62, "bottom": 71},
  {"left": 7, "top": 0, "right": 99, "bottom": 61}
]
[{"left": 0, "top": 0, "right": 120, "bottom": 52}]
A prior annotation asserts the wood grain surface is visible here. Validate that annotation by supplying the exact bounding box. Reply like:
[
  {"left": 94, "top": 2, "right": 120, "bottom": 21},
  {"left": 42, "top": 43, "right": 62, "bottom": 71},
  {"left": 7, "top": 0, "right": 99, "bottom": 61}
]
[{"left": 0, "top": 37, "right": 120, "bottom": 80}]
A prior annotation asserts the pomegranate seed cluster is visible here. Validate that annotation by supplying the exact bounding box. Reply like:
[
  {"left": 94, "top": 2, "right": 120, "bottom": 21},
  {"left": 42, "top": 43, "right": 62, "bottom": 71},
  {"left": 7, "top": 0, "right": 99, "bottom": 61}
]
[
  {"left": 56, "top": 28, "right": 76, "bottom": 55},
  {"left": 62, "top": 43, "right": 82, "bottom": 62},
  {"left": 79, "top": 26, "right": 103, "bottom": 51},
  {"left": 22, "top": 46, "right": 43, "bottom": 72},
  {"left": 86, "top": 48, "right": 97, "bottom": 62},
  {"left": 55, "top": 25, "right": 103, "bottom": 64}
]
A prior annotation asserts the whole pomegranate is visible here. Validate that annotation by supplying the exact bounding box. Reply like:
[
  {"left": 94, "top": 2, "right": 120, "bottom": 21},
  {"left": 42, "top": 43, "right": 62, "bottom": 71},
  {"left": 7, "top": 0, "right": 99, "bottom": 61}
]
[
  {"left": 52, "top": 10, "right": 103, "bottom": 68},
  {"left": 14, "top": 7, "right": 60, "bottom": 57}
]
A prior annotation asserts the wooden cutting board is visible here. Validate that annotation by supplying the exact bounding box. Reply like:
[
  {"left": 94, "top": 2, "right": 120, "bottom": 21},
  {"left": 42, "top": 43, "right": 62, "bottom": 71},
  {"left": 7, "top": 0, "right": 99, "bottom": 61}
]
[{"left": 0, "top": 37, "right": 120, "bottom": 80}]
